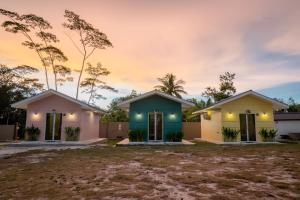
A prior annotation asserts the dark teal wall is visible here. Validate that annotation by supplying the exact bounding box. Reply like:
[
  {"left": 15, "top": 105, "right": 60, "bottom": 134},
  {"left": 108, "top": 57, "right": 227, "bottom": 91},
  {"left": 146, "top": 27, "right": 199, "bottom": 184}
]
[{"left": 129, "top": 95, "right": 182, "bottom": 141}]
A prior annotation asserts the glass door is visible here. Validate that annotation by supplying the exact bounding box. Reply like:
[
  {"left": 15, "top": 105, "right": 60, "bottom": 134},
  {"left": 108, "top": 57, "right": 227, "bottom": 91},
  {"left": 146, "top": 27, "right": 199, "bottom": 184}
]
[
  {"left": 248, "top": 114, "right": 256, "bottom": 141},
  {"left": 148, "top": 112, "right": 163, "bottom": 141},
  {"left": 239, "top": 114, "right": 256, "bottom": 142},
  {"left": 45, "top": 113, "right": 62, "bottom": 141},
  {"left": 148, "top": 113, "right": 155, "bottom": 141},
  {"left": 239, "top": 114, "right": 247, "bottom": 141}
]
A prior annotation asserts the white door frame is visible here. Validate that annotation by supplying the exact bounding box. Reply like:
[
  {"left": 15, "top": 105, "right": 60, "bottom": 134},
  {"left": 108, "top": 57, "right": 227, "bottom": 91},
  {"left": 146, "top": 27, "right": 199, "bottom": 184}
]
[
  {"left": 241, "top": 113, "right": 255, "bottom": 142},
  {"left": 45, "top": 112, "right": 61, "bottom": 141},
  {"left": 148, "top": 111, "right": 163, "bottom": 141}
]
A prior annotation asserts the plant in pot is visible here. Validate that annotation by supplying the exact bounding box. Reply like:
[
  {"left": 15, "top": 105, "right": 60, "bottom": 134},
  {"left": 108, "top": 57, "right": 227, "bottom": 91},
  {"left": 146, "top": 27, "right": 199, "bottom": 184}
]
[
  {"left": 167, "top": 131, "right": 184, "bottom": 142},
  {"left": 259, "top": 128, "right": 277, "bottom": 142},
  {"left": 25, "top": 125, "right": 40, "bottom": 141},
  {"left": 65, "top": 126, "right": 80, "bottom": 141},
  {"left": 222, "top": 127, "right": 240, "bottom": 142},
  {"left": 129, "top": 130, "right": 144, "bottom": 142}
]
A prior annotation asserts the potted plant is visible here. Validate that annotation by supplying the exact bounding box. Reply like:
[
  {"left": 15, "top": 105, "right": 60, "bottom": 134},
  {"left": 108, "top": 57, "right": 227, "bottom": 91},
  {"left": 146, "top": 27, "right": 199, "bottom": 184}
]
[
  {"left": 167, "top": 131, "right": 184, "bottom": 142},
  {"left": 222, "top": 127, "right": 240, "bottom": 142},
  {"left": 25, "top": 125, "right": 40, "bottom": 141},
  {"left": 259, "top": 128, "right": 277, "bottom": 142},
  {"left": 128, "top": 129, "right": 145, "bottom": 142},
  {"left": 65, "top": 126, "right": 80, "bottom": 141}
]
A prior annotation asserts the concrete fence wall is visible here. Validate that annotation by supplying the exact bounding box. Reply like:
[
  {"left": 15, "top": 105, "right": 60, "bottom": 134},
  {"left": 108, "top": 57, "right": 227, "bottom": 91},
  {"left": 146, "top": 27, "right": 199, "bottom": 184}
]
[
  {"left": 0, "top": 125, "right": 15, "bottom": 141},
  {"left": 99, "top": 122, "right": 201, "bottom": 140}
]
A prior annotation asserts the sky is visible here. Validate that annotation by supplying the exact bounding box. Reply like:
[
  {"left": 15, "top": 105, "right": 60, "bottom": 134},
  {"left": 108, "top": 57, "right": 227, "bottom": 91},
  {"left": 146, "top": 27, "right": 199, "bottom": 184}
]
[{"left": 1, "top": 0, "right": 300, "bottom": 108}]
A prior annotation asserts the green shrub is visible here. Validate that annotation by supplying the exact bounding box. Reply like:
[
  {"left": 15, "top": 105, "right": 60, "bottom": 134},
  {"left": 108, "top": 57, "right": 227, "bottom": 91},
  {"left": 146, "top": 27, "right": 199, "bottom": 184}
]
[
  {"left": 25, "top": 125, "right": 40, "bottom": 141},
  {"left": 222, "top": 127, "right": 240, "bottom": 142},
  {"left": 65, "top": 126, "right": 80, "bottom": 141},
  {"left": 167, "top": 131, "right": 184, "bottom": 142},
  {"left": 128, "top": 129, "right": 144, "bottom": 142},
  {"left": 259, "top": 128, "right": 277, "bottom": 142}
]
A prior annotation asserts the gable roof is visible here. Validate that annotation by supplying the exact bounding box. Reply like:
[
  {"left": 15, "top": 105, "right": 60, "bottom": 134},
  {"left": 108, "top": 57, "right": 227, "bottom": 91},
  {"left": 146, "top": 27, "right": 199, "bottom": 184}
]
[
  {"left": 117, "top": 90, "right": 195, "bottom": 109},
  {"left": 193, "top": 90, "right": 289, "bottom": 114},
  {"left": 11, "top": 89, "right": 105, "bottom": 113}
]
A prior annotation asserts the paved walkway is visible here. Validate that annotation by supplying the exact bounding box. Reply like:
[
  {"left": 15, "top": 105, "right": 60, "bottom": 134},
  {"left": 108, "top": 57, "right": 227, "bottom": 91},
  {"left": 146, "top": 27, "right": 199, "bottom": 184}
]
[
  {"left": 117, "top": 138, "right": 195, "bottom": 146},
  {"left": 0, "top": 138, "right": 107, "bottom": 158}
]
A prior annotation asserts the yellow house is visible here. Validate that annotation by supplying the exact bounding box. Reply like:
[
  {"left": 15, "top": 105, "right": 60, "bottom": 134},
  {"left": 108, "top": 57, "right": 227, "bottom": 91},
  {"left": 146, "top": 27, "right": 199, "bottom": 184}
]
[{"left": 193, "top": 90, "right": 288, "bottom": 143}]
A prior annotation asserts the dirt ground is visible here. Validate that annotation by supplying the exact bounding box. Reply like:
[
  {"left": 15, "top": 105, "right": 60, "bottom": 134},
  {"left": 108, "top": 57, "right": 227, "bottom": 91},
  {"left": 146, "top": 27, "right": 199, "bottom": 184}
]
[{"left": 0, "top": 141, "right": 299, "bottom": 200}]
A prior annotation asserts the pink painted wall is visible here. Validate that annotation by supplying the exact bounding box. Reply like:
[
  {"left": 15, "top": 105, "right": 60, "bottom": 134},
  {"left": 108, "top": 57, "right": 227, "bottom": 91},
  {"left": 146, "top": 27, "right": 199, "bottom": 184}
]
[
  {"left": 26, "top": 94, "right": 100, "bottom": 141},
  {"left": 80, "top": 110, "right": 100, "bottom": 141}
]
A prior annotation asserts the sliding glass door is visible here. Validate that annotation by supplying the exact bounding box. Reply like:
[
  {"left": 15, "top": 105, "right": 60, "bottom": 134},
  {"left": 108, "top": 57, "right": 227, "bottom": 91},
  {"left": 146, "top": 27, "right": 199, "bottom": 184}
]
[
  {"left": 45, "top": 113, "right": 62, "bottom": 141},
  {"left": 148, "top": 112, "right": 163, "bottom": 141},
  {"left": 239, "top": 114, "right": 256, "bottom": 142}
]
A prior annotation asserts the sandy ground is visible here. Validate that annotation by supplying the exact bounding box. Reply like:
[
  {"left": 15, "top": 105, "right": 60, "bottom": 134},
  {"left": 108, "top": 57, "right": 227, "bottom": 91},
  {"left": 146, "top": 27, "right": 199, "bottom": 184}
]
[{"left": 0, "top": 141, "right": 299, "bottom": 199}]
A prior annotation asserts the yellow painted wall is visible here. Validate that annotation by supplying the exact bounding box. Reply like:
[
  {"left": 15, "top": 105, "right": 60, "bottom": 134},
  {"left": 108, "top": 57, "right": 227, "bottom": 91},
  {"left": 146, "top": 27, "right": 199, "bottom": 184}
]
[
  {"left": 201, "top": 95, "right": 275, "bottom": 143},
  {"left": 221, "top": 95, "right": 275, "bottom": 142},
  {"left": 201, "top": 110, "right": 223, "bottom": 143}
]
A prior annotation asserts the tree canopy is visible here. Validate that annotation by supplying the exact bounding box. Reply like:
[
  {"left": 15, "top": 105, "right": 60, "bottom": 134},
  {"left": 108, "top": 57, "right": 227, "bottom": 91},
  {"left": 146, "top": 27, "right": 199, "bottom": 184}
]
[
  {"left": 202, "top": 72, "right": 236, "bottom": 102},
  {"left": 154, "top": 73, "right": 187, "bottom": 98}
]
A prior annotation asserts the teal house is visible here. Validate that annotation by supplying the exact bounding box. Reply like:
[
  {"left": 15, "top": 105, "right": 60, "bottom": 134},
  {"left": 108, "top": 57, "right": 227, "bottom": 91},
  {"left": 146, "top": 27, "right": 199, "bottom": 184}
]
[{"left": 118, "top": 90, "right": 194, "bottom": 142}]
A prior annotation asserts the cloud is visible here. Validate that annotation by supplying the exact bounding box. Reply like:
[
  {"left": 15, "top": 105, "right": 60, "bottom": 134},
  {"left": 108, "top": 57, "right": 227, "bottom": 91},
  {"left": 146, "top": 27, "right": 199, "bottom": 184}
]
[{"left": 0, "top": 0, "right": 299, "bottom": 107}]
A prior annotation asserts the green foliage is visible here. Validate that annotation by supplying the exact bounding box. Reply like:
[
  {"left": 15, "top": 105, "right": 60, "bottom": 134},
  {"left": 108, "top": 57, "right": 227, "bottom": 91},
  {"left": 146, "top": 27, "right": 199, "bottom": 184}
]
[
  {"left": 259, "top": 128, "right": 277, "bottom": 142},
  {"left": 222, "top": 127, "right": 240, "bottom": 141},
  {"left": 202, "top": 72, "right": 236, "bottom": 102},
  {"left": 65, "top": 126, "right": 80, "bottom": 141},
  {"left": 154, "top": 73, "right": 187, "bottom": 98},
  {"left": 63, "top": 10, "right": 112, "bottom": 99},
  {"left": 25, "top": 125, "right": 40, "bottom": 141},
  {"left": 101, "top": 90, "right": 138, "bottom": 123},
  {"left": 128, "top": 129, "right": 144, "bottom": 142},
  {"left": 183, "top": 98, "right": 212, "bottom": 122},
  {"left": 166, "top": 131, "right": 184, "bottom": 142},
  {"left": 0, "top": 64, "right": 43, "bottom": 138},
  {"left": 80, "top": 62, "right": 117, "bottom": 105},
  {"left": 0, "top": 8, "right": 70, "bottom": 90}
]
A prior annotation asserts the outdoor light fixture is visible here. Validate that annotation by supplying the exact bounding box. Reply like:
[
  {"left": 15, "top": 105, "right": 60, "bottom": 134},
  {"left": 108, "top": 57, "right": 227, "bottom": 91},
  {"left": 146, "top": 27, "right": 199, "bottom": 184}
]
[
  {"left": 32, "top": 112, "right": 40, "bottom": 120},
  {"left": 136, "top": 112, "right": 142, "bottom": 119},
  {"left": 170, "top": 113, "right": 176, "bottom": 119}
]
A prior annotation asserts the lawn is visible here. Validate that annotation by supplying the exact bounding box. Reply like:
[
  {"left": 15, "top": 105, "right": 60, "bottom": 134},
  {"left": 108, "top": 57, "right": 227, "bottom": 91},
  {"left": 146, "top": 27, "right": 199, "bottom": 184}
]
[{"left": 0, "top": 141, "right": 299, "bottom": 199}]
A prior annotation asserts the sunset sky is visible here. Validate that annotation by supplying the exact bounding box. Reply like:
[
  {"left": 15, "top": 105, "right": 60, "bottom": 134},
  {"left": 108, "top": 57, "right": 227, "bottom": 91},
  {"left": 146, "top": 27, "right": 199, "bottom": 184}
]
[{"left": 1, "top": 0, "right": 300, "bottom": 108}]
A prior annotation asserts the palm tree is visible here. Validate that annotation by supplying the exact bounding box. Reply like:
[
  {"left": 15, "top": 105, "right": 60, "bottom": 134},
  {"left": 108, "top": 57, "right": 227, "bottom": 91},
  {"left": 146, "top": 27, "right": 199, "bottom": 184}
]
[{"left": 154, "top": 73, "right": 187, "bottom": 98}]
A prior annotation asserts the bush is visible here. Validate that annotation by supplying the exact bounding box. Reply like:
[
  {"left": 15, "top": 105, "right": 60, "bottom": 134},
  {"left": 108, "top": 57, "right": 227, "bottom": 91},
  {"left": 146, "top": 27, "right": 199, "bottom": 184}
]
[
  {"left": 166, "top": 131, "right": 184, "bottom": 142},
  {"left": 25, "top": 125, "right": 40, "bottom": 141},
  {"left": 128, "top": 129, "right": 144, "bottom": 142},
  {"left": 222, "top": 127, "right": 240, "bottom": 142},
  {"left": 259, "top": 128, "right": 277, "bottom": 142},
  {"left": 65, "top": 126, "right": 80, "bottom": 141}
]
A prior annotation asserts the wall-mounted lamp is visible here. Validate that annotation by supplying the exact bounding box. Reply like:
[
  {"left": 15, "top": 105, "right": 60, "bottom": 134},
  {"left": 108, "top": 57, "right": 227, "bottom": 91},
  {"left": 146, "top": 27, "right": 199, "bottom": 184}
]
[
  {"left": 136, "top": 112, "right": 142, "bottom": 119},
  {"left": 32, "top": 112, "right": 40, "bottom": 120},
  {"left": 170, "top": 113, "right": 176, "bottom": 119},
  {"left": 227, "top": 112, "right": 233, "bottom": 117}
]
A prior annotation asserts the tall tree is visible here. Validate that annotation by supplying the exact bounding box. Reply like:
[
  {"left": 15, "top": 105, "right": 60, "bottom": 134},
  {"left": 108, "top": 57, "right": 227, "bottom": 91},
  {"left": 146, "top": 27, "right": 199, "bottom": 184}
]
[
  {"left": 154, "top": 73, "right": 187, "bottom": 98},
  {"left": 286, "top": 97, "right": 300, "bottom": 112},
  {"left": 63, "top": 10, "right": 112, "bottom": 99},
  {"left": 80, "top": 63, "right": 117, "bottom": 105},
  {"left": 0, "top": 64, "right": 43, "bottom": 129},
  {"left": 0, "top": 8, "right": 72, "bottom": 90},
  {"left": 202, "top": 72, "right": 236, "bottom": 102}
]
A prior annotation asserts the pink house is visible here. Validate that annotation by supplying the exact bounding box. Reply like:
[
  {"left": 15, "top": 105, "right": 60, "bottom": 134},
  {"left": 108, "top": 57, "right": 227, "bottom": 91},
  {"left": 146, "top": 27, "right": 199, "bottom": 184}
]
[{"left": 12, "top": 90, "right": 103, "bottom": 142}]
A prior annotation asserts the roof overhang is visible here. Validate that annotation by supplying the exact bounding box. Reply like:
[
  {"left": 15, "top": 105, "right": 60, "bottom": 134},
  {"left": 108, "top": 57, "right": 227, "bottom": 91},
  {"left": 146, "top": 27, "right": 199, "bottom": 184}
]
[
  {"left": 11, "top": 89, "right": 105, "bottom": 113},
  {"left": 193, "top": 90, "right": 289, "bottom": 115},
  {"left": 117, "top": 90, "right": 195, "bottom": 110}
]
